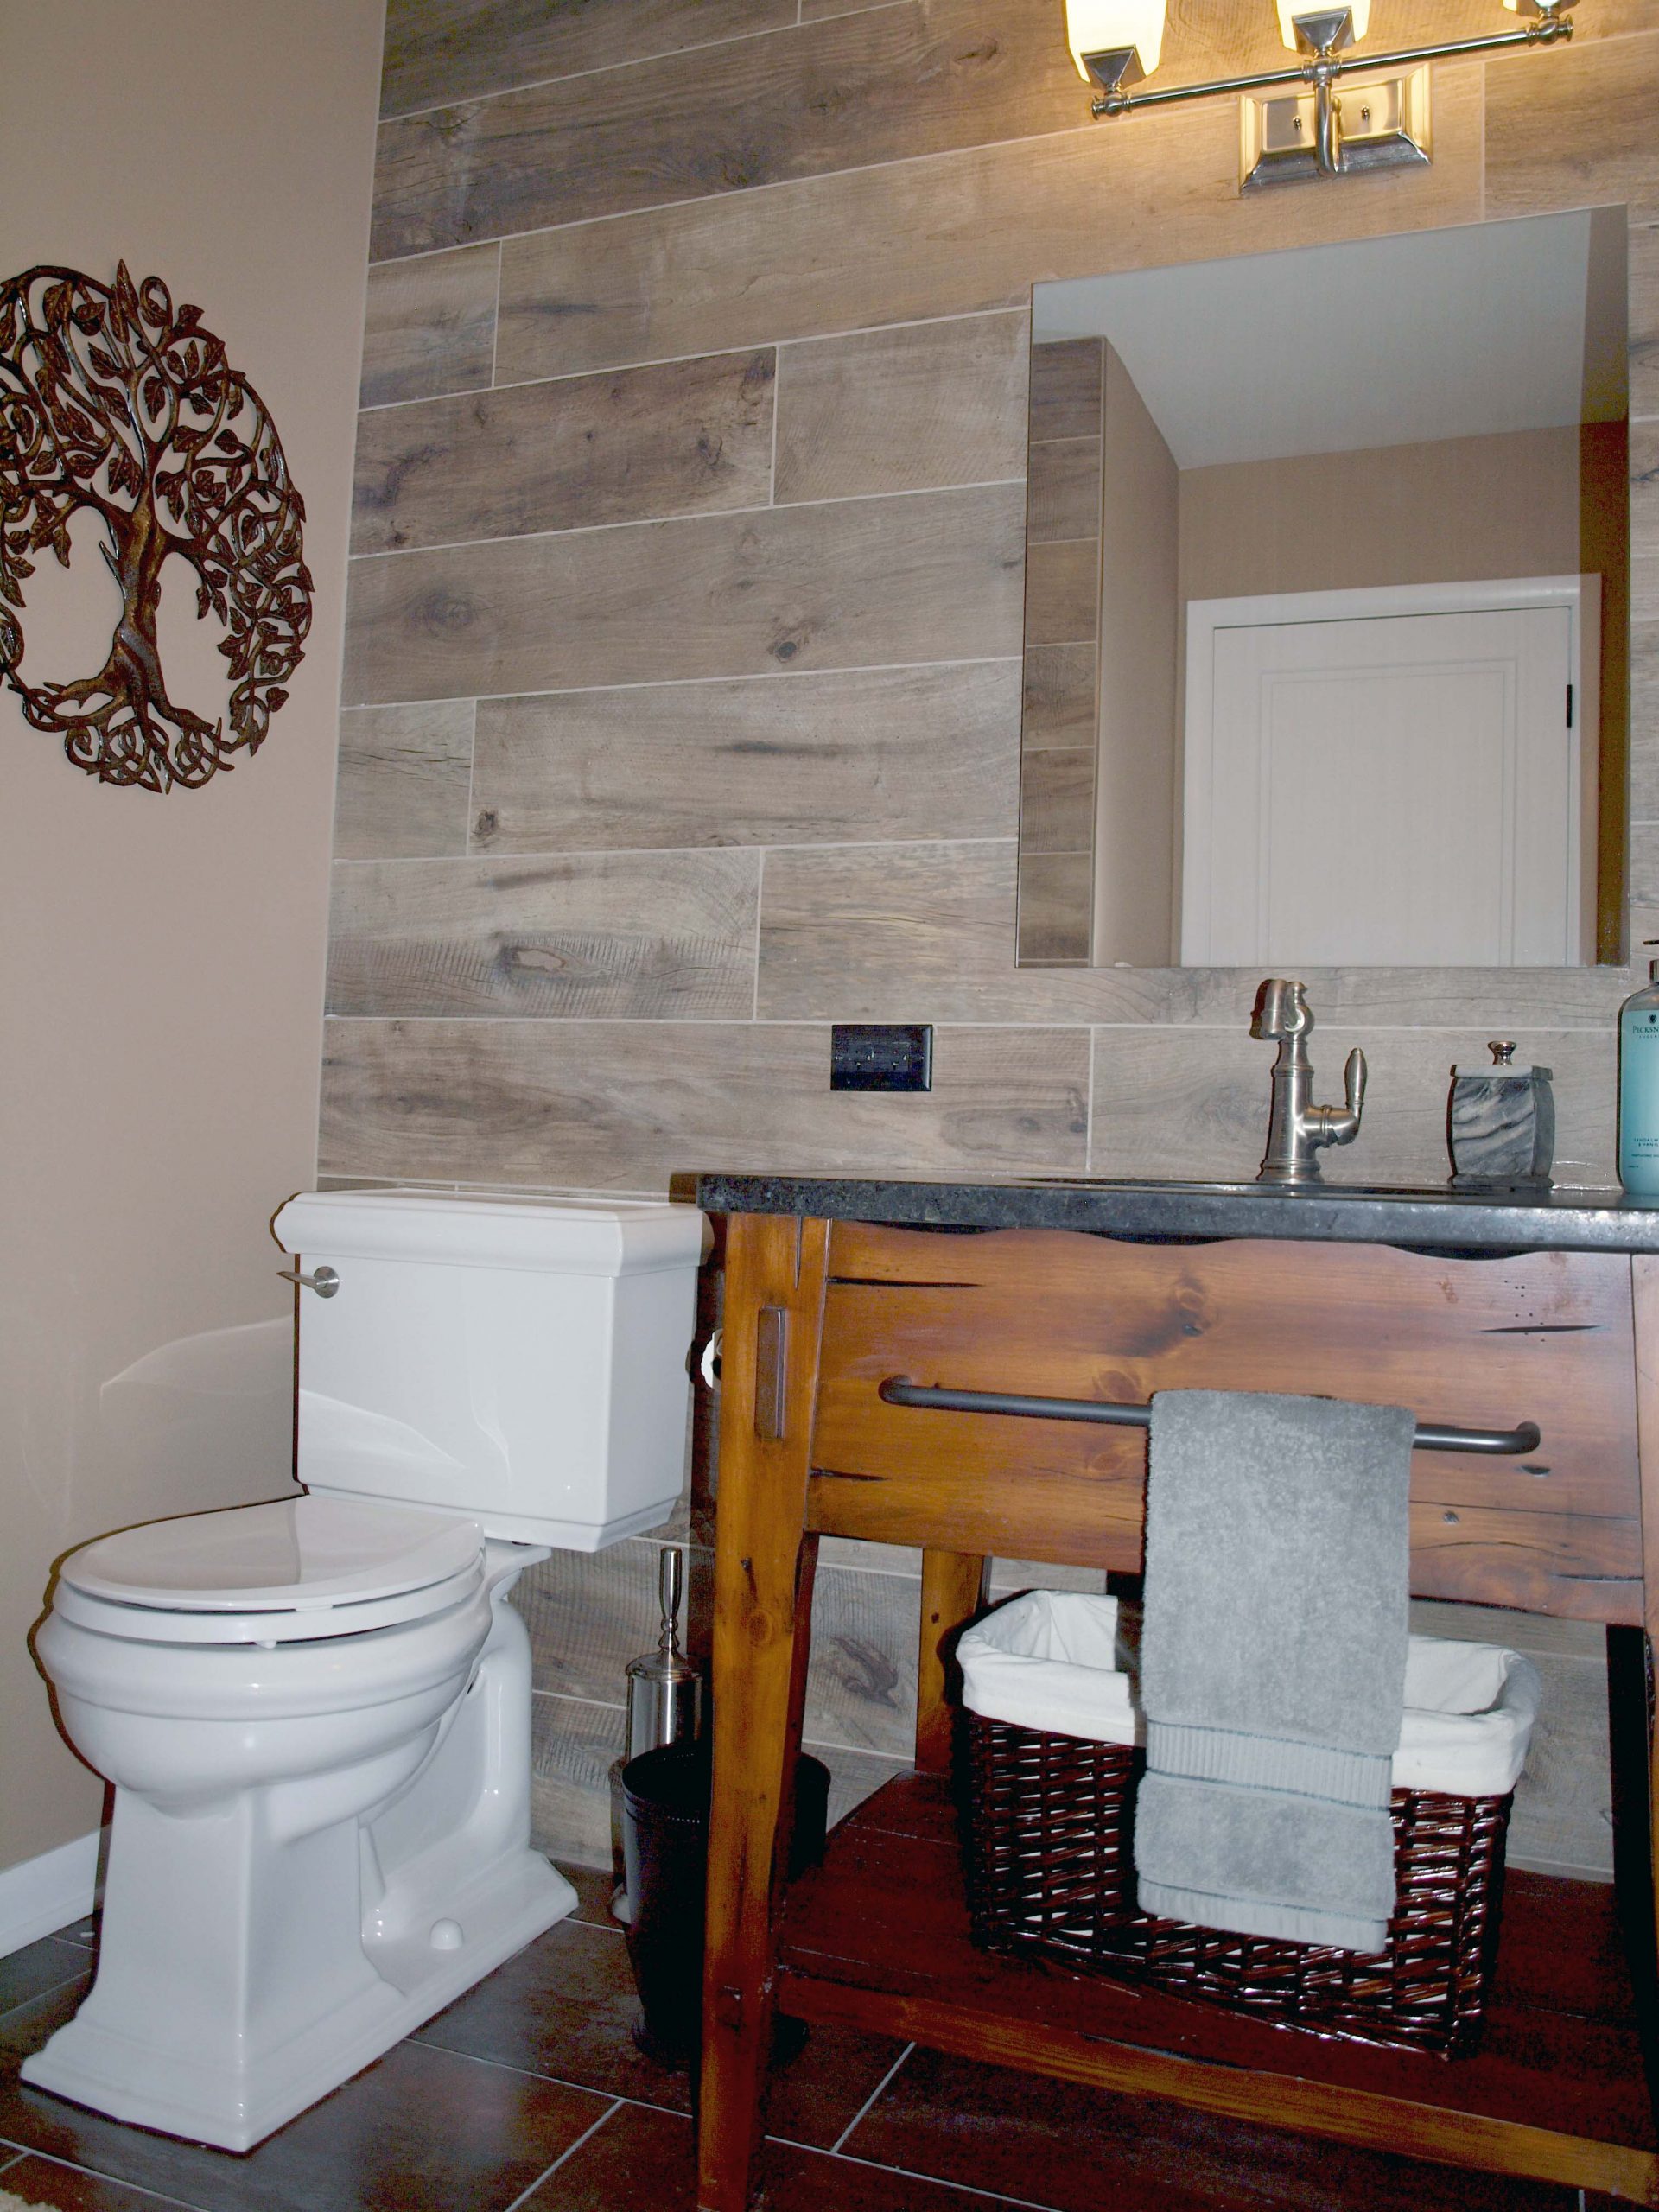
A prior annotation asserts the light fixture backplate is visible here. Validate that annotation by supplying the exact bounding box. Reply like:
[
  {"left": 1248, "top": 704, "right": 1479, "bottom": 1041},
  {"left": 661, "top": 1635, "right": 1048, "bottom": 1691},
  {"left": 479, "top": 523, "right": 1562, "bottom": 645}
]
[{"left": 1240, "top": 60, "right": 1431, "bottom": 189}]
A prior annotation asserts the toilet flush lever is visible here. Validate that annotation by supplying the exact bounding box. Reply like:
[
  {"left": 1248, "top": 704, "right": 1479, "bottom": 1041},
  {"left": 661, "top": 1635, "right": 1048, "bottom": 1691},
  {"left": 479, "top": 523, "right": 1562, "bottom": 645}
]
[{"left": 276, "top": 1263, "right": 340, "bottom": 1299}]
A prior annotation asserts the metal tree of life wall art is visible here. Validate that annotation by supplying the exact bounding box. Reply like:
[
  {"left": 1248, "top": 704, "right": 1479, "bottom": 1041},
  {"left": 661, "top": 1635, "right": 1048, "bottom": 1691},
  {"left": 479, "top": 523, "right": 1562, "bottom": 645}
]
[{"left": 0, "top": 264, "right": 312, "bottom": 792}]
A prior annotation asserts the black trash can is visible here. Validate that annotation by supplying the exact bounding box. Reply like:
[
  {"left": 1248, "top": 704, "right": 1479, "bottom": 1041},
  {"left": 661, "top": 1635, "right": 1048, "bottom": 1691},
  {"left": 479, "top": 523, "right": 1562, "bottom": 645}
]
[{"left": 621, "top": 1742, "right": 830, "bottom": 2069}]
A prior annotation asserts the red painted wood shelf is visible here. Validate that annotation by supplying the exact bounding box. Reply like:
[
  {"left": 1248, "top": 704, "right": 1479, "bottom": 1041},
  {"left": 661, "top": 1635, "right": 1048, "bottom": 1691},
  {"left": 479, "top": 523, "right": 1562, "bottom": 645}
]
[{"left": 776, "top": 1772, "right": 1659, "bottom": 2205}]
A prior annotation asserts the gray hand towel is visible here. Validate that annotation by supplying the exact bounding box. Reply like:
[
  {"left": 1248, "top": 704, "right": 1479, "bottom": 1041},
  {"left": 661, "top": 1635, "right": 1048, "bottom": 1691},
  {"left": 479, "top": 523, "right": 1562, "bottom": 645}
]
[{"left": 1134, "top": 1389, "right": 1414, "bottom": 1954}]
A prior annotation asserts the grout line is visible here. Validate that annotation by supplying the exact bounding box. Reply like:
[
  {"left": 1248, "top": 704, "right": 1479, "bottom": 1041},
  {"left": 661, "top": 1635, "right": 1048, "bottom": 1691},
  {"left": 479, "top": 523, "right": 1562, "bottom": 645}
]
[
  {"left": 817, "top": 2144, "right": 1071, "bottom": 2210},
  {"left": 368, "top": 109, "right": 1105, "bottom": 264},
  {"left": 829, "top": 2040, "right": 914, "bottom": 2153},
  {"left": 352, "top": 475, "right": 1025, "bottom": 564},
  {"left": 0, "top": 1965, "right": 93, "bottom": 2025},
  {"left": 753, "top": 848, "right": 766, "bottom": 1020},
  {"left": 488, "top": 240, "right": 504, "bottom": 389},
  {"left": 462, "top": 698, "right": 480, "bottom": 852},
  {"left": 359, "top": 303, "right": 1030, "bottom": 418},
  {"left": 3, "top": 2146, "right": 220, "bottom": 2212},
  {"left": 330, "top": 836, "right": 1016, "bottom": 867},
  {"left": 500, "top": 2097, "right": 626, "bottom": 2212},
  {"left": 376, "top": 4, "right": 887, "bottom": 126},
  {"left": 346, "top": 652, "right": 1022, "bottom": 710},
  {"left": 1084, "top": 1023, "right": 1098, "bottom": 1173}
]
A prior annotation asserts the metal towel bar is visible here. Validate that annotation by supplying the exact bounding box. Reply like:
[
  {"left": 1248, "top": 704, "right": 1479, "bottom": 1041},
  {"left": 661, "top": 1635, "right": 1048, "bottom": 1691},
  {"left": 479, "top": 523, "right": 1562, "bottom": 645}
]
[{"left": 877, "top": 1376, "right": 1541, "bottom": 1457}]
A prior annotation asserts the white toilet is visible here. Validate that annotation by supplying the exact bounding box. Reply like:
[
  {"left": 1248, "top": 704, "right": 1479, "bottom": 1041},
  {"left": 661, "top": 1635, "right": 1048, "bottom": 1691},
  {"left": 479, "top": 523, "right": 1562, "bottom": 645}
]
[{"left": 22, "top": 1188, "right": 705, "bottom": 2152}]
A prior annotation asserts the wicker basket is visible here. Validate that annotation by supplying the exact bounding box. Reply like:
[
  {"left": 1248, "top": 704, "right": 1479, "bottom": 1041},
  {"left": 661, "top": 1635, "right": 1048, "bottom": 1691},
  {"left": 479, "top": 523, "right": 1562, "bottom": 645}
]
[{"left": 963, "top": 1715, "right": 1514, "bottom": 2057}]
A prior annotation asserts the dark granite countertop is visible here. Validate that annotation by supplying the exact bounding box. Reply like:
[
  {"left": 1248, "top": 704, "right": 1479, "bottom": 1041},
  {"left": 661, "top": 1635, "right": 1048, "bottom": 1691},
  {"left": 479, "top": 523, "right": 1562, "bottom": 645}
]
[{"left": 688, "top": 1172, "right": 1659, "bottom": 1254}]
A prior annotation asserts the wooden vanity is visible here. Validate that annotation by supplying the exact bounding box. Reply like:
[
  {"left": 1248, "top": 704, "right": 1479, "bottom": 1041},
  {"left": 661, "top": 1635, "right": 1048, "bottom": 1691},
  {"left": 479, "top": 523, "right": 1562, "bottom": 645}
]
[{"left": 688, "top": 1174, "right": 1659, "bottom": 2210}]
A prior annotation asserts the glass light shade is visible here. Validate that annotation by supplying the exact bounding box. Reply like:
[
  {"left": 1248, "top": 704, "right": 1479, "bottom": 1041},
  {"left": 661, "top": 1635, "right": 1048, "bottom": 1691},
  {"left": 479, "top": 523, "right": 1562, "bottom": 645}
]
[
  {"left": 1065, "top": 0, "right": 1166, "bottom": 81},
  {"left": 1275, "top": 2, "right": 1371, "bottom": 48}
]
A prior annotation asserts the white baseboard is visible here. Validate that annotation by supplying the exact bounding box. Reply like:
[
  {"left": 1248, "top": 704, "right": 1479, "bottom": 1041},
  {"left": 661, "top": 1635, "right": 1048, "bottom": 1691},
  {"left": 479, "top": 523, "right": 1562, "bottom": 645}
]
[{"left": 0, "top": 1828, "right": 104, "bottom": 1958}]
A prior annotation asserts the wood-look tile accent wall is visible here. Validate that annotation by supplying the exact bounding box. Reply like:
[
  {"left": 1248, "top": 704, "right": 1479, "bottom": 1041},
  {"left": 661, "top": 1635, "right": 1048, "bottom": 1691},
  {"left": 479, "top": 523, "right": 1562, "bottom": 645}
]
[{"left": 333, "top": 1, "right": 1659, "bottom": 1866}]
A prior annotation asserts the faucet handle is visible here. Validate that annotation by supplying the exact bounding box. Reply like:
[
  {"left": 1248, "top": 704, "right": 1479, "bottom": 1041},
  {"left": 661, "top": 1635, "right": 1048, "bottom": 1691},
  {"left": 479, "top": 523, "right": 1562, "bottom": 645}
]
[
  {"left": 1344, "top": 1046, "right": 1366, "bottom": 1122},
  {"left": 1250, "top": 977, "right": 1311, "bottom": 1041}
]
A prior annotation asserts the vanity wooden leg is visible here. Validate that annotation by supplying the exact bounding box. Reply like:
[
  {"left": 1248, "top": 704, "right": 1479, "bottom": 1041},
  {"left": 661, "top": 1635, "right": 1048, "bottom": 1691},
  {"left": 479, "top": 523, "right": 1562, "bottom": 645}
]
[
  {"left": 696, "top": 1214, "right": 831, "bottom": 2212},
  {"left": 916, "top": 1549, "right": 988, "bottom": 1773}
]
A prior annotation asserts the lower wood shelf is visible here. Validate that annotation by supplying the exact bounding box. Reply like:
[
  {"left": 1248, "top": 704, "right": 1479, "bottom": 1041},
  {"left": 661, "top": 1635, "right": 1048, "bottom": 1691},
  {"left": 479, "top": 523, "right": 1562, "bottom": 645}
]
[{"left": 775, "top": 1773, "right": 1659, "bottom": 2205}]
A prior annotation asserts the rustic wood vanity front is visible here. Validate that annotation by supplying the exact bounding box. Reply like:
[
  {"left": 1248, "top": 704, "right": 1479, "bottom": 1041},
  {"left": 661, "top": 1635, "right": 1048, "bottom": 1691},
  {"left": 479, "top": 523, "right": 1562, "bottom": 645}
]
[{"left": 688, "top": 1175, "right": 1659, "bottom": 2209}]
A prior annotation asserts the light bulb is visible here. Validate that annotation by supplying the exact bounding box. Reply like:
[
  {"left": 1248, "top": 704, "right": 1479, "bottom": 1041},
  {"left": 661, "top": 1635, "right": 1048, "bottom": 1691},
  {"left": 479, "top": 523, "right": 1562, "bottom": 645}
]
[{"left": 1065, "top": 0, "right": 1166, "bottom": 83}]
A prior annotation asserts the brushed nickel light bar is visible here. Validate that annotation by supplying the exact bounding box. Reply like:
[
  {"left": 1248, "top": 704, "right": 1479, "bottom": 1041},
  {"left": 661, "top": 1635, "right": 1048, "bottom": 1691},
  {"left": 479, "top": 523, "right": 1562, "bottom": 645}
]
[{"left": 1065, "top": 2, "right": 1577, "bottom": 188}]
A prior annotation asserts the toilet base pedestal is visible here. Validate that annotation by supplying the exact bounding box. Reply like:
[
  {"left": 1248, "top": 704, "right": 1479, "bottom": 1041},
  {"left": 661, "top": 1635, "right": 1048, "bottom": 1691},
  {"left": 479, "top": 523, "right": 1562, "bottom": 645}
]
[{"left": 22, "top": 1847, "right": 573, "bottom": 2151}]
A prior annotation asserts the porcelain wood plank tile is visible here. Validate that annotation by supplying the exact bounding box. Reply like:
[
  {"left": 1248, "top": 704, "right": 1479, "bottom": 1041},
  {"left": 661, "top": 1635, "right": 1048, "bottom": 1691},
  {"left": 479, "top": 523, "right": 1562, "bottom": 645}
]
[
  {"left": 493, "top": 71, "right": 1484, "bottom": 384},
  {"left": 318, "top": 1017, "right": 1090, "bottom": 1186},
  {"left": 518, "top": 1539, "right": 696, "bottom": 1705},
  {"left": 1015, "top": 850, "right": 1092, "bottom": 965},
  {"left": 379, "top": 0, "right": 797, "bottom": 118},
  {"left": 803, "top": 1562, "right": 919, "bottom": 1761},
  {"left": 1485, "top": 31, "right": 1659, "bottom": 226},
  {"left": 359, "top": 245, "right": 499, "bottom": 410},
  {"left": 1408, "top": 1600, "right": 1607, "bottom": 1662},
  {"left": 0, "top": 2155, "right": 214, "bottom": 2210},
  {"left": 0, "top": 2002, "right": 609, "bottom": 2212},
  {"left": 469, "top": 662, "right": 1020, "bottom": 854},
  {"left": 1087, "top": 1023, "right": 1617, "bottom": 1188},
  {"left": 334, "top": 702, "right": 474, "bottom": 860},
  {"left": 1021, "top": 641, "right": 1096, "bottom": 750},
  {"left": 352, "top": 348, "right": 776, "bottom": 554},
  {"left": 1022, "top": 537, "right": 1096, "bottom": 647},
  {"left": 1502, "top": 1649, "right": 1614, "bottom": 1880},
  {"left": 1027, "top": 338, "right": 1102, "bottom": 443},
  {"left": 1019, "top": 748, "right": 1095, "bottom": 855},
  {"left": 756, "top": 839, "right": 1637, "bottom": 1027},
  {"left": 1632, "top": 222, "right": 1659, "bottom": 424},
  {"left": 773, "top": 312, "right": 1029, "bottom": 504},
  {"left": 1026, "top": 435, "right": 1101, "bottom": 544},
  {"left": 371, "top": 0, "right": 1084, "bottom": 258},
  {"left": 1632, "top": 620, "right": 1659, "bottom": 821},
  {"left": 530, "top": 1691, "right": 623, "bottom": 1872},
  {"left": 326, "top": 849, "right": 760, "bottom": 1020},
  {"left": 342, "top": 484, "right": 1025, "bottom": 704}
]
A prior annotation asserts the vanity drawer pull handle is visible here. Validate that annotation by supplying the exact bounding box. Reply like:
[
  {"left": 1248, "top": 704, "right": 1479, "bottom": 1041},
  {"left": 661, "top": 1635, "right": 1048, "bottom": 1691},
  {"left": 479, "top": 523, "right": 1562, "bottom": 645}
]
[{"left": 877, "top": 1377, "right": 1540, "bottom": 1458}]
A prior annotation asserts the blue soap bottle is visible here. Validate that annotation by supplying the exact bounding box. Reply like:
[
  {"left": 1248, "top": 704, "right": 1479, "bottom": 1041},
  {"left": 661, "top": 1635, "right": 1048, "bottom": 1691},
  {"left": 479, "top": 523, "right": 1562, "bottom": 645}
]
[{"left": 1619, "top": 944, "right": 1659, "bottom": 1195}]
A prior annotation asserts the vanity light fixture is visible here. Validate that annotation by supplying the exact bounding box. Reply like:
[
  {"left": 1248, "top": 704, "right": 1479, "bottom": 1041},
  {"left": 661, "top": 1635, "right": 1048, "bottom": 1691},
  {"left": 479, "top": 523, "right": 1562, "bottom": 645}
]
[{"left": 1066, "top": 0, "right": 1576, "bottom": 188}]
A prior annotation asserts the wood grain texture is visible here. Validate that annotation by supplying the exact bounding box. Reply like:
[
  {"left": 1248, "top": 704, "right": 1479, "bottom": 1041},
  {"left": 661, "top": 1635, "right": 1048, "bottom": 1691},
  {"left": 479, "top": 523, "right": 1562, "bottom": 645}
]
[
  {"left": 1631, "top": 619, "right": 1659, "bottom": 822},
  {"left": 1027, "top": 338, "right": 1101, "bottom": 444},
  {"left": 1014, "top": 851, "right": 1092, "bottom": 964},
  {"left": 343, "top": 483, "right": 1025, "bottom": 704},
  {"left": 360, "top": 244, "right": 499, "bottom": 410},
  {"left": 1021, "top": 537, "right": 1096, "bottom": 647},
  {"left": 808, "top": 1226, "right": 1643, "bottom": 1619},
  {"left": 1632, "top": 220, "right": 1659, "bottom": 424},
  {"left": 379, "top": 0, "right": 796, "bottom": 119},
  {"left": 470, "top": 662, "right": 1020, "bottom": 854},
  {"left": 1018, "top": 748, "right": 1093, "bottom": 855},
  {"left": 318, "top": 1018, "right": 1090, "bottom": 1185},
  {"left": 327, "top": 849, "right": 760, "bottom": 1019},
  {"left": 755, "top": 838, "right": 1638, "bottom": 1029},
  {"left": 1020, "top": 641, "right": 1096, "bottom": 750},
  {"left": 352, "top": 348, "right": 776, "bottom": 554},
  {"left": 1026, "top": 435, "right": 1101, "bottom": 544},
  {"left": 530, "top": 1688, "right": 624, "bottom": 1870},
  {"left": 773, "top": 312, "right": 1028, "bottom": 505},
  {"left": 372, "top": 0, "right": 1084, "bottom": 258},
  {"left": 915, "top": 1550, "right": 986, "bottom": 1772},
  {"left": 334, "top": 702, "right": 474, "bottom": 860},
  {"left": 493, "top": 70, "right": 1484, "bottom": 385},
  {"left": 1485, "top": 29, "right": 1659, "bottom": 226}
]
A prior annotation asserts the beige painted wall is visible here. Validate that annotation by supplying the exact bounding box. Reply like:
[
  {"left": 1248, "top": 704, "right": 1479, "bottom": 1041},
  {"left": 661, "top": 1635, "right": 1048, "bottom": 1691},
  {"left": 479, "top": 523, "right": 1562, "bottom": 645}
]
[
  {"left": 0, "top": 0, "right": 383, "bottom": 1875},
  {"left": 1178, "top": 425, "right": 1581, "bottom": 604}
]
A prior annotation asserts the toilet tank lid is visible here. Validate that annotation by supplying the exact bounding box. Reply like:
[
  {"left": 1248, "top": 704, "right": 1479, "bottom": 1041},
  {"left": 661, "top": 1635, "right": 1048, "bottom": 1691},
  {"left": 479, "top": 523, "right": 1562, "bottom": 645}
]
[{"left": 273, "top": 1189, "right": 708, "bottom": 1276}]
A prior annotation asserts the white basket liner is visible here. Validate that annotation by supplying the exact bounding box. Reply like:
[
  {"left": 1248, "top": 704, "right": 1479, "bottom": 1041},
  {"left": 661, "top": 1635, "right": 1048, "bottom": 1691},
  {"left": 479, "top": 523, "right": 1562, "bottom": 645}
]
[{"left": 958, "top": 1592, "right": 1541, "bottom": 1798}]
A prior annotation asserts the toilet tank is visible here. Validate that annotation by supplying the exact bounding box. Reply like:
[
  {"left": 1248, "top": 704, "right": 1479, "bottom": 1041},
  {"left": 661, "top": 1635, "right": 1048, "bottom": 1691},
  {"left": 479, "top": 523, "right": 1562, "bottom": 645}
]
[{"left": 273, "top": 1191, "right": 706, "bottom": 1551}]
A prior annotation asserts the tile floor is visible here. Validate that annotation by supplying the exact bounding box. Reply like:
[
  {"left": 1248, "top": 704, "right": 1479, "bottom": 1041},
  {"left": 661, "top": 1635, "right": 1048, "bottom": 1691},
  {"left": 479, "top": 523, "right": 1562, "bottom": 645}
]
[{"left": 0, "top": 1870, "right": 1618, "bottom": 2211}]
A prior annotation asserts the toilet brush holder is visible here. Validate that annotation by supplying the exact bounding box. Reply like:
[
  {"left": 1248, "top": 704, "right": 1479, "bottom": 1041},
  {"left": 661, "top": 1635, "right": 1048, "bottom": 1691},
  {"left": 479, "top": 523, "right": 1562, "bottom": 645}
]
[{"left": 610, "top": 1546, "right": 703, "bottom": 1923}]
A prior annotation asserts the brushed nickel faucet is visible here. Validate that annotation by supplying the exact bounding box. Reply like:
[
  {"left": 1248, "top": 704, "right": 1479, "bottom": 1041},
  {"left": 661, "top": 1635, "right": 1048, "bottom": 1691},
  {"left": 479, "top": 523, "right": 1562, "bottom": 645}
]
[{"left": 1250, "top": 978, "right": 1366, "bottom": 1185}]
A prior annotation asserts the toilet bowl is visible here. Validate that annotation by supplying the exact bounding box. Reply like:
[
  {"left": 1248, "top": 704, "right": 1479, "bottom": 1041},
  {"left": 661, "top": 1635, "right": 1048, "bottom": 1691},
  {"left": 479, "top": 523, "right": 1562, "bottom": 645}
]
[{"left": 22, "top": 1191, "right": 705, "bottom": 2151}]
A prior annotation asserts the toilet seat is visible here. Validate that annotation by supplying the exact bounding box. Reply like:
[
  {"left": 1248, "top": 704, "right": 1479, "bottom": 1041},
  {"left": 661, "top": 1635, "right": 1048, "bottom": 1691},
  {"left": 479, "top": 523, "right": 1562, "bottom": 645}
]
[{"left": 55, "top": 1495, "right": 486, "bottom": 1645}]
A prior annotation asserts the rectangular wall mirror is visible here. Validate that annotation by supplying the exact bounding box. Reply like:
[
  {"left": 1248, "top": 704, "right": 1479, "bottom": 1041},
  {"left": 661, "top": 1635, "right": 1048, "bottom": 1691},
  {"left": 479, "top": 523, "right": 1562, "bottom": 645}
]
[{"left": 1015, "top": 207, "right": 1630, "bottom": 971}]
